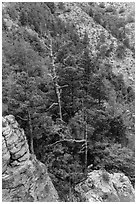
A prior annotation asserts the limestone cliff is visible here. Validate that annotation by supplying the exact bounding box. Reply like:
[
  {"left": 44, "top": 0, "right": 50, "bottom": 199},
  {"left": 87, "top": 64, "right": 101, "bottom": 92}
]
[
  {"left": 2, "top": 115, "right": 59, "bottom": 202},
  {"left": 75, "top": 170, "right": 135, "bottom": 202}
]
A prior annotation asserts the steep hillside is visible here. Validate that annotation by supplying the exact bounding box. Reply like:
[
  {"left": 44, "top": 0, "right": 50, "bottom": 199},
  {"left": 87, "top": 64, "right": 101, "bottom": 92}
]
[
  {"left": 2, "top": 2, "right": 135, "bottom": 202},
  {"left": 56, "top": 2, "right": 135, "bottom": 89}
]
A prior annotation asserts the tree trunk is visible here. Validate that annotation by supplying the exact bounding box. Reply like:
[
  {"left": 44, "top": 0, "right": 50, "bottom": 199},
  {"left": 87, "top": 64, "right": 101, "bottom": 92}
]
[
  {"left": 85, "top": 121, "right": 88, "bottom": 175},
  {"left": 98, "top": 87, "right": 101, "bottom": 106},
  {"left": 28, "top": 110, "right": 34, "bottom": 154},
  {"left": 49, "top": 38, "right": 63, "bottom": 121},
  {"left": 82, "top": 99, "right": 88, "bottom": 175},
  {"left": 69, "top": 178, "right": 72, "bottom": 201}
]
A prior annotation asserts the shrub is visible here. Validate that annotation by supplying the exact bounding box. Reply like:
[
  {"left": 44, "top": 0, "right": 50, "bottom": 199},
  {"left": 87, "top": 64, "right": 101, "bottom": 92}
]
[
  {"left": 99, "top": 3, "right": 105, "bottom": 9},
  {"left": 116, "top": 44, "right": 125, "bottom": 59},
  {"left": 58, "top": 2, "right": 65, "bottom": 10},
  {"left": 101, "top": 171, "right": 110, "bottom": 183},
  {"left": 6, "top": 4, "right": 18, "bottom": 21},
  {"left": 45, "top": 2, "right": 56, "bottom": 14},
  {"left": 88, "top": 2, "right": 94, "bottom": 7},
  {"left": 105, "top": 6, "right": 115, "bottom": 13},
  {"left": 88, "top": 8, "right": 94, "bottom": 17},
  {"left": 2, "top": 19, "right": 8, "bottom": 31},
  {"left": 126, "top": 14, "right": 134, "bottom": 23},
  {"left": 119, "top": 7, "right": 125, "bottom": 14},
  {"left": 123, "top": 38, "right": 130, "bottom": 48},
  {"left": 94, "top": 13, "right": 102, "bottom": 24}
]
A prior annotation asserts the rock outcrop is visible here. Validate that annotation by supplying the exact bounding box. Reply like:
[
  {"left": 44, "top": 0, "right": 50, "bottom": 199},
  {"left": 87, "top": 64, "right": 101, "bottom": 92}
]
[
  {"left": 75, "top": 170, "right": 135, "bottom": 202},
  {"left": 2, "top": 115, "right": 59, "bottom": 202}
]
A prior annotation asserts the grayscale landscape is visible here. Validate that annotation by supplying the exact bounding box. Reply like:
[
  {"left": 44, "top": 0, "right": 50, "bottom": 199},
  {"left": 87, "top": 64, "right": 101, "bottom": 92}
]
[{"left": 2, "top": 2, "right": 135, "bottom": 202}]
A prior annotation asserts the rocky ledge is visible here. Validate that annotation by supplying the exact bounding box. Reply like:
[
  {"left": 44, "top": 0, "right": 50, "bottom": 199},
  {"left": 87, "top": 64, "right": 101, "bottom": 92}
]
[
  {"left": 75, "top": 169, "right": 135, "bottom": 202},
  {"left": 2, "top": 115, "right": 59, "bottom": 202}
]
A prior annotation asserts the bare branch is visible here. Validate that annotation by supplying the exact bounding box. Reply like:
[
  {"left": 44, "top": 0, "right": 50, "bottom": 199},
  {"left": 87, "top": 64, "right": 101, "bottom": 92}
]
[
  {"left": 40, "top": 35, "right": 51, "bottom": 50},
  {"left": 46, "top": 103, "right": 58, "bottom": 111},
  {"left": 46, "top": 139, "right": 86, "bottom": 148},
  {"left": 47, "top": 74, "right": 58, "bottom": 81},
  {"left": 47, "top": 73, "right": 53, "bottom": 78},
  {"left": 16, "top": 115, "right": 28, "bottom": 121},
  {"left": 59, "top": 85, "right": 68, "bottom": 89},
  {"left": 44, "top": 43, "right": 51, "bottom": 51}
]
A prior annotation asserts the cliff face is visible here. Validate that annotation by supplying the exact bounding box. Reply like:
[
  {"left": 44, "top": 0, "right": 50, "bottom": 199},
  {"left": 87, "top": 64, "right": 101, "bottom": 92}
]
[
  {"left": 2, "top": 115, "right": 59, "bottom": 202},
  {"left": 75, "top": 170, "right": 135, "bottom": 202}
]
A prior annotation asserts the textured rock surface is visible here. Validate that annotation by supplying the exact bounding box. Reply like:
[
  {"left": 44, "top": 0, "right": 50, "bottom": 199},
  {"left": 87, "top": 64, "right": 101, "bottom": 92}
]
[
  {"left": 75, "top": 170, "right": 135, "bottom": 202},
  {"left": 2, "top": 115, "right": 59, "bottom": 202}
]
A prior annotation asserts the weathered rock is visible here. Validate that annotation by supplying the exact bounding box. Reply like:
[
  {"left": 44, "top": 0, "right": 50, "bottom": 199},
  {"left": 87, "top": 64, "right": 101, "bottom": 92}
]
[
  {"left": 75, "top": 170, "right": 135, "bottom": 202},
  {"left": 2, "top": 115, "right": 59, "bottom": 202}
]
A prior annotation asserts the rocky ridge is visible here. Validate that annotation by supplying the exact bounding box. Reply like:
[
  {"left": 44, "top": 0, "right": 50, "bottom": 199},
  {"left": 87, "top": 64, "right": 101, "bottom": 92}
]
[{"left": 2, "top": 115, "right": 59, "bottom": 202}]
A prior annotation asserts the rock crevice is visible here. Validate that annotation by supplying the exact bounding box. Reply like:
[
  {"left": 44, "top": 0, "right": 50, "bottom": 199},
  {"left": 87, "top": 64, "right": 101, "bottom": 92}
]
[{"left": 2, "top": 115, "right": 59, "bottom": 202}]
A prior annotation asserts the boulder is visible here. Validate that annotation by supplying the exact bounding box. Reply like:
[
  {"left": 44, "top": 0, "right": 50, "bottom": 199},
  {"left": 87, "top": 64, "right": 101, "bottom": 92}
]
[
  {"left": 75, "top": 170, "right": 135, "bottom": 202},
  {"left": 2, "top": 115, "right": 59, "bottom": 202}
]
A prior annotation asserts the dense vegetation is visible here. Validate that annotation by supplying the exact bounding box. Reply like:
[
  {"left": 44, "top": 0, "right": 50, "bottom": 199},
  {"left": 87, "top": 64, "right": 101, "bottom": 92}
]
[
  {"left": 2, "top": 2, "right": 135, "bottom": 201},
  {"left": 87, "top": 2, "right": 135, "bottom": 53}
]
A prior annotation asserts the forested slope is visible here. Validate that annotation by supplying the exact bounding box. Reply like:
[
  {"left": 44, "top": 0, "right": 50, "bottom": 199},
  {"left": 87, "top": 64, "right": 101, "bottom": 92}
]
[{"left": 2, "top": 2, "right": 135, "bottom": 201}]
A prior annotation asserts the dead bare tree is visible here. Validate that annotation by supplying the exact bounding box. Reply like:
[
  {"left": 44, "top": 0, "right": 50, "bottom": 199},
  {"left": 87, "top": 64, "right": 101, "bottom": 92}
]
[
  {"left": 49, "top": 37, "right": 63, "bottom": 120},
  {"left": 82, "top": 98, "right": 88, "bottom": 175},
  {"left": 85, "top": 117, "right": 88, "bottom": 175},
  {"left": 27, "top": 109, "right": 34, "bottom": 154},
  {"left": 43, "top": 32, "right": 69, "bottom": 121}
]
